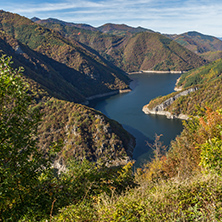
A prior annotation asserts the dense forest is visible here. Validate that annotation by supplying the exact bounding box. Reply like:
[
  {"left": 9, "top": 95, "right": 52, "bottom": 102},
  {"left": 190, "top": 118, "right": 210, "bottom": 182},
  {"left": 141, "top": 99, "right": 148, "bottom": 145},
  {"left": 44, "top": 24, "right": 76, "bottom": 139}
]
[{"left": 0, "top": 10, "right": 131, "bottom": 103}]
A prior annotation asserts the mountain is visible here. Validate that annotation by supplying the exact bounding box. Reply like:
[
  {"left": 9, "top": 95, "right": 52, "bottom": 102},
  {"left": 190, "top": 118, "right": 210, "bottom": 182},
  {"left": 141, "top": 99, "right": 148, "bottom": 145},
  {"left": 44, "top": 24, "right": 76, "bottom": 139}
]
[
  {"left": 165, "top": 31, "right": 222, "bottom": 61},
  {"left": 31, "top": 17, "right": 40, "bottom": 22},
  {"left": 166, "top": 31, "right": 222, "bottom": 53},
  {"left": 143, "top": 58, "right": 222, "bottom": 118},
  {"left": 200, "top": 51, "right": 222, "bottom": 62},
  {"left": 111, "top": 32, "right": 207, "bottom": 72},
  {"left": 31, "top": 17, "right": 124, "bottom": 59},
  {"left": 0, "top": 10, "right": 130, "bottom": 103},
  {"left": 35, "top": 18, "right": 207, "bottom": 72},
  {"left": 0, "top": 31, "right": 85, "bottom": 103}
]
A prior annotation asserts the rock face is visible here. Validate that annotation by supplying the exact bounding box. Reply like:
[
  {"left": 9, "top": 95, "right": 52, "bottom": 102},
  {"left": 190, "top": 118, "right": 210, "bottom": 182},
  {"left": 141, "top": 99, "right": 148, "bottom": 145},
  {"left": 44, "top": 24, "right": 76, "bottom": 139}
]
[{"left": 142, "top": 87, "right": 198, "bottom": 120}]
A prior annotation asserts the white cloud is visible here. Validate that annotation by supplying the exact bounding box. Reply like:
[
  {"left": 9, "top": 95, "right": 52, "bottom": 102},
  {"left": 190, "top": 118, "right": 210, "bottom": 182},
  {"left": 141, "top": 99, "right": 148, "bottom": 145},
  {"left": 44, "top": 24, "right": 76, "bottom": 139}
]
[{"left": 3, "top": 0, "right": 222, "bottom": 36}]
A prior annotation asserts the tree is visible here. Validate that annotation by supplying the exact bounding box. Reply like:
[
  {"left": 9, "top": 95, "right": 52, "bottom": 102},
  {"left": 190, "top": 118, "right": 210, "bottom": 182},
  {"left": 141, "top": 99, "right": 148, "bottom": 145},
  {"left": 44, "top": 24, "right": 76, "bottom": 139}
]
[
  {"left": 199, "top": 109, "right": 222, "bottom": 174},
  {"left": 0, "top": 55, "right": 49, "bottom": 220}
]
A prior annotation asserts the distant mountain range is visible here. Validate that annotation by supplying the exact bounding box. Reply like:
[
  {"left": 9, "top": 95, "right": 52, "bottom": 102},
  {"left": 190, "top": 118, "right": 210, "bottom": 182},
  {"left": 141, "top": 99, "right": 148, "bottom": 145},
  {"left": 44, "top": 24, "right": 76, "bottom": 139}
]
[
  {"left": 0, "top": 10, "right": 131, "bottom": 104},
  {"left": 34, "top": 17, "right": 154, "bottom": 35},
  {"left": 33, "top": 17, "right": 207, "bottom": 72},
  {"left": 165, "top": 31, "right": 222, "bottom": 62},
  {"left": 0, "top": 11, "right": 220, "bottom": 103},
  {"left": 33, "top": 17, "right": 222, "bottom": 63},
  {"left": 165, "top": 31, "right": 222, "bottom": 53}
]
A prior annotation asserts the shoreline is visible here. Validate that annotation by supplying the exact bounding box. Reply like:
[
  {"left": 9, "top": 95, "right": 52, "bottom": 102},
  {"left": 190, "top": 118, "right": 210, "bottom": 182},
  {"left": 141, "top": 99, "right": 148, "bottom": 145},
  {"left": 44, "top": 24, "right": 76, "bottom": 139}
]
[
  {"left": 128, "top": 70, "right": 186, "bottom": 75},
  {"left": 84, "top": 88, "right": 132, "bottom": 105},
  {"left": 142, "top": 107, "right": 189, "bottom": 120},
  {"left": 84, "top": 71, "right": 184, "bottom": 105},
  {"left": 174, "top": 77, "right": 183, "bottom": 91},
  {"left": 142, "top": 87, "right": 198, "bottom": 120}
]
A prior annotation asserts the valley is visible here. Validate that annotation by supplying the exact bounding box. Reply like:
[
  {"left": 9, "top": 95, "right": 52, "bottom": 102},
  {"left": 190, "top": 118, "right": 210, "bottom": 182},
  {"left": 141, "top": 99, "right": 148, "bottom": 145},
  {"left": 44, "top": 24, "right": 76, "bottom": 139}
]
[
  {"left": 1, "top": 9, "right": 222, "bottom": 221},
  {"left": 1, "top": 10, "right": 221, "bottom": 165},
  {"left": 92, "top": 73, "right": 184, "bottom": 167},
  {"left": 1, "top": 9, "right": 222, "bottom": 167}
]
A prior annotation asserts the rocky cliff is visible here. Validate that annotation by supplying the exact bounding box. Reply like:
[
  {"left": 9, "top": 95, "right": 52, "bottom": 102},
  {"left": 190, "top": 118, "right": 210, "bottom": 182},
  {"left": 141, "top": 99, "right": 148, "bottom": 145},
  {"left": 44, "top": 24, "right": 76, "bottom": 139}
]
[{"left": 142, "top": 87, "right": 198, "bottom": 119}]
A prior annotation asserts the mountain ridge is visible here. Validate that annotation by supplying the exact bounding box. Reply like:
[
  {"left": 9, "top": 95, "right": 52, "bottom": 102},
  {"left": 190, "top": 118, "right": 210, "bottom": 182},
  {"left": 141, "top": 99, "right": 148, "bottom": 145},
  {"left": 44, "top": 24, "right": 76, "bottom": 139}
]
[
  {"left": 166, "top": 31, "right": 222, "bottom": 52},
  {"left": 34, "top": 17, "right": 208, "bottom": 72}
]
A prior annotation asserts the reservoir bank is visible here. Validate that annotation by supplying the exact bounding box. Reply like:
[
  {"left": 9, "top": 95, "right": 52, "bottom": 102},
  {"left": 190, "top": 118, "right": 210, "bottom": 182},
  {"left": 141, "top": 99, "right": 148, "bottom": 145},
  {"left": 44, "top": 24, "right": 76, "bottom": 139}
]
[{"left": 90, "top": 73, "right": 184, "bottom": 167}]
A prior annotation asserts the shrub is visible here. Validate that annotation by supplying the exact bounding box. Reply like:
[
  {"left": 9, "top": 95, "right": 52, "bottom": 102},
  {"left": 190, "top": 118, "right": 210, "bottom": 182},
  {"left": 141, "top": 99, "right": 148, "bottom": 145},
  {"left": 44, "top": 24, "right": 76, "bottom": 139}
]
[{"left": 0, "top": 55, "right": 51, "bottom": 220}]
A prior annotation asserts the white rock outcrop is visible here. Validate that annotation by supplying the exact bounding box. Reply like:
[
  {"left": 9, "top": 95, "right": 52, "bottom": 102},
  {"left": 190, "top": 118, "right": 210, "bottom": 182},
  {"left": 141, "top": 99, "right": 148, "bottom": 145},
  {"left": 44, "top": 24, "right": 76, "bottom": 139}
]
[{"left": 142, "top": 87, "right": 198, "bottom": 120}]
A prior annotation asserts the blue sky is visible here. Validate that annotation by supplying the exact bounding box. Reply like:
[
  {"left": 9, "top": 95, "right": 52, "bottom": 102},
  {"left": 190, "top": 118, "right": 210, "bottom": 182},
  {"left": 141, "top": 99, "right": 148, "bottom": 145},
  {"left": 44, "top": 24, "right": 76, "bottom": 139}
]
[{"left": 2, "top": 0, "right": 222, "bottom": 36}]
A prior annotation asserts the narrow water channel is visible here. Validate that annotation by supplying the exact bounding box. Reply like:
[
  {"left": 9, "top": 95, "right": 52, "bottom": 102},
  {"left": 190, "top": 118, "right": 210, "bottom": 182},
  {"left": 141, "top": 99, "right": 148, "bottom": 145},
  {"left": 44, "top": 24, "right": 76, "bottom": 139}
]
[{"left": 91, "top": 73, "right": 184, "bottom": 167}]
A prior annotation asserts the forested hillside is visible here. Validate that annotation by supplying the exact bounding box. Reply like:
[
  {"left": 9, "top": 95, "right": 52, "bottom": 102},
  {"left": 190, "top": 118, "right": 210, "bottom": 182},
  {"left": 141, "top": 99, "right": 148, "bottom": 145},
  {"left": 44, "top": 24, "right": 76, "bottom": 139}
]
[
  {"left": 115, "top": 32, "right": 207, "bottom": 72},
  {"left": 166, "top": 31, "right": 222, "bottom": 53},
  {"left": 0, "top": 51, "right": 135, "bottom": 165},
  {"left": 37, "top": 98, "right": 135, "bottom": 167},
  {"left": 0, "top": 31, "right": 85, "bottom": 103},
  {"left": 166, "top": 31, "right": 222, "bottom": 62}
]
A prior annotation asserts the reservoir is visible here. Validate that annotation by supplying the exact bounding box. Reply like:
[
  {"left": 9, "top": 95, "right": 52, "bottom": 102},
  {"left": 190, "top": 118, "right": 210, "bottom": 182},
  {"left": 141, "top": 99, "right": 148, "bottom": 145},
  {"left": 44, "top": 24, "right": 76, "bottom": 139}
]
[{"left": 92, "top": 73, "right": 184, "bottom": 167}]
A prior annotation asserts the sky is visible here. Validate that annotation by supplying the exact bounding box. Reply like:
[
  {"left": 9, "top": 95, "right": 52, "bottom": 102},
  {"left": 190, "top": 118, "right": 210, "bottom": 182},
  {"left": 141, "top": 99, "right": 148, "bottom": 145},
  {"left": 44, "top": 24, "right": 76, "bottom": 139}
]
[{"left": 1, "top": 0, "right": 222, "bottom": 37}]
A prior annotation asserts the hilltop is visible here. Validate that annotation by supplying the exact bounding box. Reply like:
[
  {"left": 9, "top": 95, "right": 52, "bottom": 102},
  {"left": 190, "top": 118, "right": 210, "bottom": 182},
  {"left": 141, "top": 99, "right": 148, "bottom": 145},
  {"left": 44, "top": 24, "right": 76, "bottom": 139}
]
[
  {"left": 166, "top": 31, "right": 222, "bottom": 61},
  {"left": 166, "top": 31, "right": 222, "bottom": 53},
  {"left": 34, "top": 17, "right": 98, "bottom": 31},
  {"left": 97, "top": 23, "right": 154, "bottom": 35}
]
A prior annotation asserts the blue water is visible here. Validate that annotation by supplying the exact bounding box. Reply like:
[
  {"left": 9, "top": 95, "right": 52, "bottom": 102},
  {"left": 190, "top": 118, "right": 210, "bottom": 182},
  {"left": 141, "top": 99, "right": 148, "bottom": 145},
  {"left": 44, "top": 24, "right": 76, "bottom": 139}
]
[{"left": 91, "top": 73, "right": 184, "bottom": 167}]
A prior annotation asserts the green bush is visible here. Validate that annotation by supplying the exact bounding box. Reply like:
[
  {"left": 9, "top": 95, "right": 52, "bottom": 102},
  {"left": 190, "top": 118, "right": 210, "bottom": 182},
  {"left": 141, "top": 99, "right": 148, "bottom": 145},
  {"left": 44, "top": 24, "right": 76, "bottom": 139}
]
[{"left": 200, "top": 137, "right": 222, "bottom": 174}]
